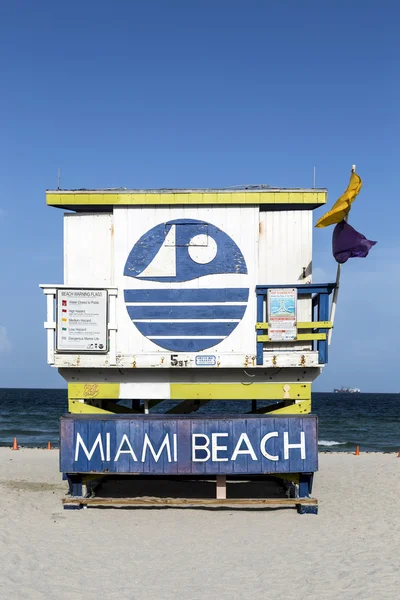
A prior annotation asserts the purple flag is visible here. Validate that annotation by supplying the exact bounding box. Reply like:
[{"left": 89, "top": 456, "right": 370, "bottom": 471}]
[{"left": 332, "top": 221, "right": 377, "bottom": 264}]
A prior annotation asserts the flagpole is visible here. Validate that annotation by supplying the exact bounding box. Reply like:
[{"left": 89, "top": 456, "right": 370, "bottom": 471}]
[
  {"left": 328, "top": 263, "right": 341, "bottom": 345},
  {"left": 327, "top": 165, "right": 355, "bottom": 345}
]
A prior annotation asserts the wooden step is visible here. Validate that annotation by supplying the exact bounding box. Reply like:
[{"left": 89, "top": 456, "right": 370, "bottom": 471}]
[{"left": 63, "top": 496, "right": 318, "bottom": 508}]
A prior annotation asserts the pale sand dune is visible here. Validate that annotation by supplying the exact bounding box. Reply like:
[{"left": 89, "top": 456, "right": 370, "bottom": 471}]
[{"left": 0, "top": 449, "right": 399, "bottom": 600}]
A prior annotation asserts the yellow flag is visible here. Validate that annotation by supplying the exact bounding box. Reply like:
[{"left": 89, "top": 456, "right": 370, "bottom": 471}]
[{"left": 315, "top": 172, "right": 362, "bottom": 228}]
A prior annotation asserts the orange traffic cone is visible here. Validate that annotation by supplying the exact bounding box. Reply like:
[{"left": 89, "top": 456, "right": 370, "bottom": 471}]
[
  {"left": 355, "top": 445, "right": 360, "bottom": 456},
  {"left": 12, "top": 437, "right": 19, "bottom": 450},
  {"left": 47, "top": 441, "right": 51, "bottom": 450},
  {"left": 397, "top": 450, "right": 400, "bottom": 458}
]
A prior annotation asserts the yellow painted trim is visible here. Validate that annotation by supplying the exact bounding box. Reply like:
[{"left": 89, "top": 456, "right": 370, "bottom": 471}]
[
  {"left": 68, "top": 399, "right": 113, "bottom": 414},
  {"left": 170, "top": 383, "right": 310, "bottom": 401},
  {"left": 261, "top": 399, "right": 311, "bottom": 415},
  {"left": 46, "top": 190, "right": 326, "bottom": 207},
  {"left": 256, "top": 321, "right": 332, "bottom": 330},
  {"left": 68, "top": 398, "right": 139, "bottom": 414},
  {"left": 257, "top": 333, "right": 326, "bottom": 342},
  {"left": 68, "top": 382, "right": 120, "bottom": 400}
]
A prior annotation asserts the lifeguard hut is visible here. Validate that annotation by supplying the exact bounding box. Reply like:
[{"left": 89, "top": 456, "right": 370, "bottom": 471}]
[{"left": 41, "top": 185, "right": 335, "bottom": 512}]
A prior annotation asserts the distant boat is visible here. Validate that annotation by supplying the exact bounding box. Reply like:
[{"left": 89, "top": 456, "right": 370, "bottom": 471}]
[{"left": 334, "top": 387, "right": 361, "bottom": 393}]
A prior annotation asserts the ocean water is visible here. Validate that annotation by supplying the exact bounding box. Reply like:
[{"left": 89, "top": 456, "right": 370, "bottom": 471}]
[{"left": 0, "top": 389, "right": 399, "bottom": 452}]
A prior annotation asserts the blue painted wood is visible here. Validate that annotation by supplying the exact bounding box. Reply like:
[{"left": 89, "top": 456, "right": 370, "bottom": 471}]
[
  {"left": 124, "top": 288, "right": 249, "bottom": 303},
  {"left": 297, "top": 504, "right": 318, "bottom": 515},
  {"left": 220, "top": 417, "right": 234, "bottom": 475},
  {"left": 273, "top": 416, "right": 286, "bottom": 468},
  {"left": 301, "top": 420, "right": 318, "bottom": 472},
  {"left": 124, "top": 219, "right": 248, "bottom": 282},
  {"left": 127, "top": 305, "right": 246, "bottom": 320},
  {"left": 60, "top": 415, "right": 318, "bottom": 476},
  {"left": 298, "top": 473, "right": 313, "bottom": 498},
  {"left": 318, "top": 292, "right": 330, "bottom": 364},
  {"left": 204, "top": 419, "right": 220, "bottom": 475},
  {"left": 232, "top": 418, "right": 249, "bottom": 474},
  {"left": 132, "top": 321, "right": 240, "bottom": 336},
  {"left": 256, "top": 293, "right": 264, "bottom": 365},
  {"left": 260, "top": 417, "right": 277, "bottom": 475},
  {"left": 190, "top": 419, "right": 207, "bottom": 476},
  {"left": 115, "top": 419, "right": 131, "bottom": 474},
  {"left": 297, "top": 474, "right": 317, "bottom": 514},
  {"left": 163, "top": 418, "right": 179, "bottom": 475},
  {"left": 177, "top": 418, "right": 191, "bottom": 474},
  {"left": 246, "top": 417, "right": 263, "bottom": 474},
  {"left": 288, "top": 417, "right": 305, "bottom": 474},
  {"left": 256, "top": 284, "right": 334, "bottom": 364},
  {"left": 102, "top": 418, "right": 116, "bottom": 473},
  {"left": 67, "top": 475, "right": 83, "bottom": 497}
]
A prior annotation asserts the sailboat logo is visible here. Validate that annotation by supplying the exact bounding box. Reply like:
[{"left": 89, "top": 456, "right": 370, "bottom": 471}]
[{"left": 124, "top": 219, "right": 249, "bottom": 352}]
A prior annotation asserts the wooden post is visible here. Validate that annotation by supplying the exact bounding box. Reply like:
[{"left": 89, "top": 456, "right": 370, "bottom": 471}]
[{"left": 216, "top": 475, "right": 227, "bottom": 500}]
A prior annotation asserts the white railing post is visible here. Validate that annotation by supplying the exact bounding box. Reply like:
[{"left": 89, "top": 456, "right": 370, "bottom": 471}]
[{"left": 43, "top": 288, "right": 56, "bottom": 364}]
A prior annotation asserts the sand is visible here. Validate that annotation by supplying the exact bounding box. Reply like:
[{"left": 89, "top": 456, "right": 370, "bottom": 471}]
[{"left": 0, "top": 449, "right": 399, "bottom": 600}]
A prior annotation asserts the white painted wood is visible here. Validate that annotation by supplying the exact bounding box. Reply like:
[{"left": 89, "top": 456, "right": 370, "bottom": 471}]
[
  {"left": 258, "top": 210, "right": 313, "bottom": 352},
  {"left": 45, "top": 293, "right": 55, "bottom": 364},
  {"left": 64, "top": 213, "right": 114, "bottom": 286},
  {"left": 113, "top": 206, "right": 258, "bottom": 357},
  {"left": 139, "top": 225, "right": 176, "bottom": 277},
  {"left": 59, "top": 366, "right": 321, "bottom": 386},
  {"left": 108, "top": 292, "right": 117, "bottom": 365},
  {"left": 53, "top": 350, "right": 322, "bottom": 370},
  {"left": 47, "top": 329, "right": 55, "bottom": 365},
  {"left": 42, "top": 203, "right": 321, "bottom": 370},
  {"left": 258, "top": 210, "right": 312, "bottom": 284}
]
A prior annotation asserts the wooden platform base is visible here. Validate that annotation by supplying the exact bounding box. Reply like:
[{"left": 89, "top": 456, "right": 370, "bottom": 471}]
[{"left": 62, "top": 496, "right": 318, "bottom": 513}]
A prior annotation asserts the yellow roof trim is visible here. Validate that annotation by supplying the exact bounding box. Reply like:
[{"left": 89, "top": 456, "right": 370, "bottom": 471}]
[{"left": 46, "top": 189, "right": 327, "bottom": 209}]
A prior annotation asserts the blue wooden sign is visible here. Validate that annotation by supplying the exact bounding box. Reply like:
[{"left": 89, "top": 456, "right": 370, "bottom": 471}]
[{"left": 60, "top": 415, "right": 318, "bottom": 475}]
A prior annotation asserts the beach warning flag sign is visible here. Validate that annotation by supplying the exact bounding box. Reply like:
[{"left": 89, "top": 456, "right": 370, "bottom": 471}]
[
  {"left": 332, "top": 221, "right": 376, "bottom": 264},
  {"left": 315, "top": 171, "right": 362, "bottom": 228},
  {"left": 315, "top": 169, "right": 377, "bottom": 263}
]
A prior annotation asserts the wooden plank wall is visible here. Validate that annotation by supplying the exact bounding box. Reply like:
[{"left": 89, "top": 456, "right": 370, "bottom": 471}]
[{"left": 60, "top": 415, "right": 318, "bottom": 476}]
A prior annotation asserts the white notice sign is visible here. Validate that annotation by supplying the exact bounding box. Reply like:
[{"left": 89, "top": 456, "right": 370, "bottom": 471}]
[
  {"left": 56, "top": 289, "right": 108, "bottom": 353},
  {"left": 268, "top": 288, "right": 297, "bottom": 342}
]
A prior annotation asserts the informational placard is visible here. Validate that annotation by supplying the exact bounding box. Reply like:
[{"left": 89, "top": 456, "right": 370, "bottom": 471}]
[
  {"left": 268, "top": 288, "right": 297, "bottom": 341},
  {"left": 195, "top": 355, "right": 217, "bottom": 366},
  {"left": 56, "top": 289, "right": 108, "bottom": 353}
]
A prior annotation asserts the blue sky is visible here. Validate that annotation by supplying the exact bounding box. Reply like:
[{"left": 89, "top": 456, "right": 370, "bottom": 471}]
[{"left": 0, "top": 1, "right": 398, "bottom": 391}]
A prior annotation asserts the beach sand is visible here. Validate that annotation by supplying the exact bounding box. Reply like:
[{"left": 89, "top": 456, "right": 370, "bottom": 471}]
[{"left": 0, "top": 449, "right": 399, "bottom": 600}]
